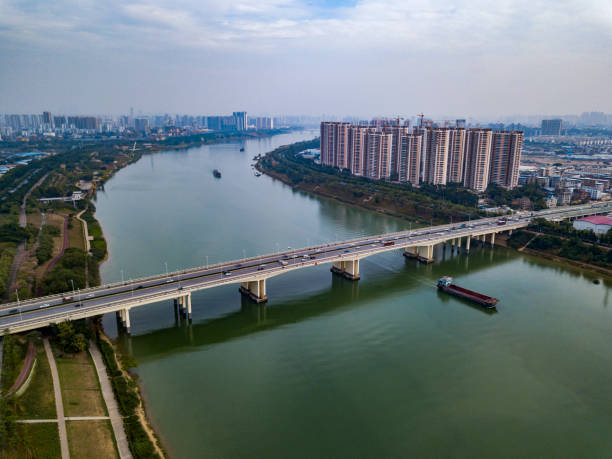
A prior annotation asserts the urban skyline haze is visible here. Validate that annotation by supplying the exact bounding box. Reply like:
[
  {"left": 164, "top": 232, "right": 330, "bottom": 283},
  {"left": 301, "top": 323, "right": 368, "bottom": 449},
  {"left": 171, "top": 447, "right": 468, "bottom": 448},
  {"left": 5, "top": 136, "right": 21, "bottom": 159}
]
[{"left": 1, "top": 0, "right": 611, "bottom": 117}]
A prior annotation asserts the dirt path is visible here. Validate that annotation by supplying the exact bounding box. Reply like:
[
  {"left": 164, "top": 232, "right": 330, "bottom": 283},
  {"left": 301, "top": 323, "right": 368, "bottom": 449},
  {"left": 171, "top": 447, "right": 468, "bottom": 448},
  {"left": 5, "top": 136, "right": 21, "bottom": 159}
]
[
  {"left": 43, "top": 338, "right": 70, "bottom": 459},
  {"left": 42, "top": 215, "right": 69, "bottom": 276},
  {"left": 3, "top": 341, "right": 35, "bottom": 397}
]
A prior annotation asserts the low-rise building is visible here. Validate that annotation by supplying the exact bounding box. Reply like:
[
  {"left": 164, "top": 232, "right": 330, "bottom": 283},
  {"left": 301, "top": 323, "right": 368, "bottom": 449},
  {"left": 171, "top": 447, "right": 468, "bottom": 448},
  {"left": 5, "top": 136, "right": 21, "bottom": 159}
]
[{"left": 573, "top": 216, "right": 612, "bottom": 235}]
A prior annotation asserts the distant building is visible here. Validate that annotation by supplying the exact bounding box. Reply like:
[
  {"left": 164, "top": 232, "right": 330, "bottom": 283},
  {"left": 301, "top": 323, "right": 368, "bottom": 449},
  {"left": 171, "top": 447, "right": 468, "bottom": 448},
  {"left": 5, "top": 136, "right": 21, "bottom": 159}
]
[
  {"left": 545, "top": 196, "right": 557, "bottom": 208},
  {"left": 573, "top": 216, "right": 612, "bottom": 234},
  {"left": 134, "top": 118, "right": 149, "bottom": 133},
  {"left": 254, "top": 117, "right": 274, "bottom": 130},
  {"left": 541, "top": 119, "right": 562, "bottom": 136},
  {"left": 232, "top": 112, "right": 248, "bottom": 131}
]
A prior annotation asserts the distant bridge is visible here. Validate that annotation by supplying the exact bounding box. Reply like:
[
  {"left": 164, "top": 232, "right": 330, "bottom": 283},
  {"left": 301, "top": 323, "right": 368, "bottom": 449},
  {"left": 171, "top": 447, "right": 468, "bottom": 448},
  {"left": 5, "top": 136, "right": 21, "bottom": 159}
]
[{"left": 0, "top": 202, "right": 610, "bottom": 335}]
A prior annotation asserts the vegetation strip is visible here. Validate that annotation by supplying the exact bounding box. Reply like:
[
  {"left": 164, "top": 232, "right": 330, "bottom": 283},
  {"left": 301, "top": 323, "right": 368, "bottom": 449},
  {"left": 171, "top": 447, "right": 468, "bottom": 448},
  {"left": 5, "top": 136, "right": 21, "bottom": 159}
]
[
  {"left": 3, "top": 341, "right": 35, "bottom": 397},
  {"left": 96, "top": 329, "right": 163, "bottom": 458}
]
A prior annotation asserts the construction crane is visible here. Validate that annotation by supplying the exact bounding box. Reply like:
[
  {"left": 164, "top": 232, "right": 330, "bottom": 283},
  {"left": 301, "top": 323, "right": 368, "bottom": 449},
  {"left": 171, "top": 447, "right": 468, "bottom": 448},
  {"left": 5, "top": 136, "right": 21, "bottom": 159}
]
[{"left": 417, "top": 113, "right": 424, "bottom": 128}]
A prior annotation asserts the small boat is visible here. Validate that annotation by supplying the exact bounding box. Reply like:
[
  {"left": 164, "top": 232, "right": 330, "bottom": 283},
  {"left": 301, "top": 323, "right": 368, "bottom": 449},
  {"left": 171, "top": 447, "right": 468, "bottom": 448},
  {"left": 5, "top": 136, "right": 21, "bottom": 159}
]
[
  {"left": 240, "top": 147, "right": 245, "bottom": 152},
  {"left": 254, "top": 172, "right": 262, "bottom": 177},
  {"left": 437, "top": 276, "right": 498, "bottom": 308},
  {"left": 213, "top": 169, "right": 222, "bottom": 178}
]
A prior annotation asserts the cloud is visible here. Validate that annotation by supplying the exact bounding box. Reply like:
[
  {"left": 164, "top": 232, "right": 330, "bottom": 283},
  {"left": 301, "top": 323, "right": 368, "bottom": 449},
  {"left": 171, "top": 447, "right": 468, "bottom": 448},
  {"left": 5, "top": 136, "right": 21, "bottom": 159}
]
[
  {"left": 1, "top": 0, "right": 607, "bottom": 54},
  {"left": 0, "top": 0, "right": 610, "bottom": 115}
]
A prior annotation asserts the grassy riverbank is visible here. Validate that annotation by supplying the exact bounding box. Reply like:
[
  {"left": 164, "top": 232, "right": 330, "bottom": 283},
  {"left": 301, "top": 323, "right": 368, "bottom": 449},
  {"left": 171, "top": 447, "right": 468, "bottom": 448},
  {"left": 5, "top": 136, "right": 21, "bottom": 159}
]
[{"left": 256, "top": 139, "right": 485, "bottom": 225}]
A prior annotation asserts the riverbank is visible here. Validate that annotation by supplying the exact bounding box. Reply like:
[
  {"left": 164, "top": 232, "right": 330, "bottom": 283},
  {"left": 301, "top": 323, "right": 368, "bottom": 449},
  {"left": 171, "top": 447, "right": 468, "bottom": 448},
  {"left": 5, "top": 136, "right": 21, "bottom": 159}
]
[{"left": 256, "top": 139, "right": 484, "bottom": 225}]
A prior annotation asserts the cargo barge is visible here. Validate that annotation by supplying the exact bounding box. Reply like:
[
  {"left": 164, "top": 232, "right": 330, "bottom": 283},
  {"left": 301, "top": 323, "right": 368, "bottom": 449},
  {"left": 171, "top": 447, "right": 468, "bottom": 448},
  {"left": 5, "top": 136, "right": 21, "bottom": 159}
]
[{"left": 437, "top": 276, "right": 499, "bottom": 308}]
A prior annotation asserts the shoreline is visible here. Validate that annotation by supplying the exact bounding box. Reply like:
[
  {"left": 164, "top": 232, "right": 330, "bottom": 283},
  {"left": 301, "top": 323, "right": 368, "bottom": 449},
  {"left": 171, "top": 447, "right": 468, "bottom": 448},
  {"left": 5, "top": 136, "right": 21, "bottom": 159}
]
[
  {"left": 257, "top": 146, "right": 612, "bottom": 281},
  {"left": 87, "top": 129, "right": 294, "bottom": 458},
  {"left": 256, "top": 161, "right": 425, "bottom": 225}
]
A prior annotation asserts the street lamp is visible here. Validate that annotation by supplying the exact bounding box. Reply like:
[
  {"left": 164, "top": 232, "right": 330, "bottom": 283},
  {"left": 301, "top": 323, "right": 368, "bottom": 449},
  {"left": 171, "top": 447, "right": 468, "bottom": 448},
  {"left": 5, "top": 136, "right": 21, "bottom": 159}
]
[
  {"left": 205, "top": 256, "right": 209, "bottom": 269},
  {"left": 120, "top": 269, "right": 124, "bottom": 284},
  {"left": 165, "top": 262, "right": 169, "bottom": 277},
  {"left": 70, "top": 279, "right": 76, "bottom": 297},
  {"left": 15, "top": 289, "right": 22, "bottom": 321}
]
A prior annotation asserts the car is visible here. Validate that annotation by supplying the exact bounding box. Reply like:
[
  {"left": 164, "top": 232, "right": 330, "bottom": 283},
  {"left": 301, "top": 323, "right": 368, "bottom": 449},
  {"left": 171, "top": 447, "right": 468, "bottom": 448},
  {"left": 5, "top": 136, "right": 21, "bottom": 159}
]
[
  {"left": 282, "top": 254, "right": 289, "bottom": 259},
  {"left": 74, "top": 303, "right": 82, "bottom": 308},
  {"left": 223, "top": 271, "right": 231, "bottom": 276},
  {"left": 62, "top": 296, "right": 73, "bottom": 302},
  {"left": 258, "top": 264, "right": 265, "bottom": 270},
  {"left": 136, "top": 285, "right": 143, "bottom": 289},
  {"left": 371, "top": 244, "right": 377, "bottom": 247},
  {"left": 309, "top": 255, "right": 316, "bottom": 259},
  {"left": 165, "top": 279, "right": 173, "bottom": 283},
  {"left": 279, "top": 260, "right": 288, "bottom": 266},
  {"left": 236, "top": 263, "right": 242, "bottom": 268},
  {"left": 9, "top": 308, "right": 18, "bottom": 314},
  {"left": 344, "top": 249, "right": 350, "bottom": 253},
  {"left": 394, "top": 236, "right": 400, "bottom": 240},
  {"left": 40, "top": 303, "right": 50, "bottom": 308},
  {"left": 87, "top": 293, "right": 94, "bottom": 298}
]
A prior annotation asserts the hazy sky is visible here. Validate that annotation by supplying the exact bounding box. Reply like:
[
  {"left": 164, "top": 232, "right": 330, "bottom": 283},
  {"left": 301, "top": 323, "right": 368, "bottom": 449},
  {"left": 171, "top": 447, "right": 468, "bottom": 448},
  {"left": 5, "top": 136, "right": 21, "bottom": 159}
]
[{"left": 1, "top": 0, "right": 611, "bottom": 118}]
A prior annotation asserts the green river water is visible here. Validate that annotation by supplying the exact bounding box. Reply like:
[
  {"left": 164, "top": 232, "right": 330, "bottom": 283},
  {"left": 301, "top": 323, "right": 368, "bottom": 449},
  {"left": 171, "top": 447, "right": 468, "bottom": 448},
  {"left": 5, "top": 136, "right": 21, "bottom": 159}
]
[{"left": 95, "top": 131, "right": 612, "bottom": 458}]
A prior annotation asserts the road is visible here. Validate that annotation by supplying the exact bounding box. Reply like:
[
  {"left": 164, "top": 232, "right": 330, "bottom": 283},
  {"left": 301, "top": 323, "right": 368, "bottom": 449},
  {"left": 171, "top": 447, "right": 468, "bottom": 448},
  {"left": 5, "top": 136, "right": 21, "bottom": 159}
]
[{"left": 0, "top": 202, "right": 609, "bottom": 335}]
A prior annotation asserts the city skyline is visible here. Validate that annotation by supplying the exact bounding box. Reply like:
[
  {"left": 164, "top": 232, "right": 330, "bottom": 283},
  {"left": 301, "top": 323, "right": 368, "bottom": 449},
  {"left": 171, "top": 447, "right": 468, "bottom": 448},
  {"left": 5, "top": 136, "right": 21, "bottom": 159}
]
[{"left": 1, "top": 0, "right": 611, "bottom": 116}]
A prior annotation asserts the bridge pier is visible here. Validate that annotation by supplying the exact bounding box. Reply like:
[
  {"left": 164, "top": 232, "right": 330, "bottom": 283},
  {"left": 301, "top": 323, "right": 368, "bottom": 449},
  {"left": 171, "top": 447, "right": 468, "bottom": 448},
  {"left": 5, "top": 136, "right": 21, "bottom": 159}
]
[
  {"left": 117, "top": 308, "right": 131, "bottom": 333},
  {"left": 404, "top": 245, "right": 434, "bottom": 263},
  {"left": 490, "top": 232, "right": 496, "bottom": 247},
  {"left": 465, "top": 236, "right": 471, "bottom": 253},
  {"left": 331, "top": 259, "right": 360, "bottom": 280},
  {"left": 239, "top": 279, "right": 268, "bottom": 303}
]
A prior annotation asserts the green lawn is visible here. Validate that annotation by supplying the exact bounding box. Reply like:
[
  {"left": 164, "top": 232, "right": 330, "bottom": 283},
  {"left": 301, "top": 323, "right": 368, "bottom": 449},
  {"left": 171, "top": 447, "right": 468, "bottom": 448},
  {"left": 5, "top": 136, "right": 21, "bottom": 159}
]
[
  {"left": 12, "top": 338, "right": 56, "bottom": 419},
  {"left": 1, "top": 422, "right": 61, "bottom": 459}
]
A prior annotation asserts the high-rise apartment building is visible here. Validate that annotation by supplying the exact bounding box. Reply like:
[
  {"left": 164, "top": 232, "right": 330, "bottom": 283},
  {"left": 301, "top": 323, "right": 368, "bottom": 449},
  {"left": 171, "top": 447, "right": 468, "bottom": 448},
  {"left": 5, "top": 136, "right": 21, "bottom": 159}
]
[
  {"left": 488, "top": 131, "right": 523, "bottom": 189},
  {"left": 463, "top": 129, "right": 493, "bottom": 192},
  {"left": 424, "top": 128, "right": 450, "bottom": 185},
  {"left": 232, "top": 112, "right": 248, "bottom": 131},
  {"left": 320, "top": 120, "right": 522, "bottom": 192},
  {"left": 348, "top": 126, "right": 367, "bottom": 176},
  {"left": 42, "top": 111, "right": 53, "bottom": 129},
  {"left": 541, "top": 119, "right": 562, "bottom": 136},
  {"left": 447, "top": 128, "right": 466, "bottom": 183},
  {"left": 320, "top": 122, "right": 350, "bottom": 169},
  {"left": 364, "top": 131, "right": 392, "bottom": 180},
  {"left": 397, "top": 133, "right": 422, "bottom": 185}
]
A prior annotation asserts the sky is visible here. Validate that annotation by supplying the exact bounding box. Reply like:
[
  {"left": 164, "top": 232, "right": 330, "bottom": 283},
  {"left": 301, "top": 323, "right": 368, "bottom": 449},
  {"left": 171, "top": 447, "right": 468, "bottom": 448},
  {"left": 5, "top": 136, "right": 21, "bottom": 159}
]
[{"left": 0, "top": 0, "right": 611, "bottom": 118}]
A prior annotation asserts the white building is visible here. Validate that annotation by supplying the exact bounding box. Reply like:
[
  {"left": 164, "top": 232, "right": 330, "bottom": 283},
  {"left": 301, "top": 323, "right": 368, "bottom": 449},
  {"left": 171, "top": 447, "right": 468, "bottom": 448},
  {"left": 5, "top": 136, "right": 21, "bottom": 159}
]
[{"left": 573, "top": 216, "right": 612, "bottom": 235}]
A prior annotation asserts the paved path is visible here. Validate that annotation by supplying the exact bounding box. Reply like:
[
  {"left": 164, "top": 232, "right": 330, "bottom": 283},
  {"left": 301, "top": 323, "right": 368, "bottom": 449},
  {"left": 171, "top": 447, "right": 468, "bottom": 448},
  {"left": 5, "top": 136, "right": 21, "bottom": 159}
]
[
  {"left": 4, "top": 341, "right": 35, "bottom": 397},
  {"left": 17, "top": 416, "right": 110, "bottom": 423},
  {"left": 76, "top": 208, "right": 92, "bottom": 254},
  {"left": 90, "top": 340, "right": 133, "bottom": 459},
  {"left": 43, "top": 338, "right": 70, "bottom": 459}
]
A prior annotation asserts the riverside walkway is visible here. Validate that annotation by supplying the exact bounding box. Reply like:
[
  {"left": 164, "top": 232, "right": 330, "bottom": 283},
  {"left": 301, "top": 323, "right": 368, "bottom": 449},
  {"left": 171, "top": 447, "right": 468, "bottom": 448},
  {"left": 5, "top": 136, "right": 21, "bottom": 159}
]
[{"left": 0, "top": 202, "right": 610, "bottom": 335}]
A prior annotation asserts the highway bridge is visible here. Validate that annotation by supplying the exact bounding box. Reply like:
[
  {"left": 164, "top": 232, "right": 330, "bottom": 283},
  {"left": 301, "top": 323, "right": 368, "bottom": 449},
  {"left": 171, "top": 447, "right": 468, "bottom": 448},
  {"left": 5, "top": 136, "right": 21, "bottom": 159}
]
[{"left": 1, "top": 202, "right": 610, "bottom": 335}]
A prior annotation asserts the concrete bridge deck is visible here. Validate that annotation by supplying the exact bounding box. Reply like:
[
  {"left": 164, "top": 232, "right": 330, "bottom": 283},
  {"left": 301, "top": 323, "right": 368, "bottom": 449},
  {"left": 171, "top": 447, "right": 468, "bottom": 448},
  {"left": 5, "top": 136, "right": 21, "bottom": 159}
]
[{"left": 0, "top": 202, "right": 610, "bottom": 335}]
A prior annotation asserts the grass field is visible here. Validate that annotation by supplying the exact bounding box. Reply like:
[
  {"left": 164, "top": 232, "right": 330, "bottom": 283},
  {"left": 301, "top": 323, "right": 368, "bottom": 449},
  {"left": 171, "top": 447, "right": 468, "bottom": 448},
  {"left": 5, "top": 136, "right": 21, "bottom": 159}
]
[
  {"left": 12, "top": 337, "right": 56, "bottom": 419},
  {"left": 1, "top": 334, "right": 28, "bottom": 394},
  {"left": 54, "top": 347, "right": 108, "bottom": 417},
  {"left": 1, "top": 422, "right": 61, "bottom": 459},
  {"left": 67, "top": 216, "right": 85, "bottom": 250},
  {"left": 67, "top": 420, "right": 119, "bottom": 459}
]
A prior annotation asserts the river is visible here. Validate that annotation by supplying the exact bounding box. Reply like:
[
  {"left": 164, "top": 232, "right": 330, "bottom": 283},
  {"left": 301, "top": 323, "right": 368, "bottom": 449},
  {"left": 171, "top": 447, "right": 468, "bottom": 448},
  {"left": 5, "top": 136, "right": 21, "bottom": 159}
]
[{"left": 95, "top": 130, "right": 612, "bottom": 458}]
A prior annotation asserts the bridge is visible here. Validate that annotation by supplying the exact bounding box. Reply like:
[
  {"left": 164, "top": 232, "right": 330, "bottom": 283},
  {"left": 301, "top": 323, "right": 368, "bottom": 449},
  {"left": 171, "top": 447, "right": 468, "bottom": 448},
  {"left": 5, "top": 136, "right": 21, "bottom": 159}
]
[{"left": 0, "top": 202, "right": 610, "bottom": 335}]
